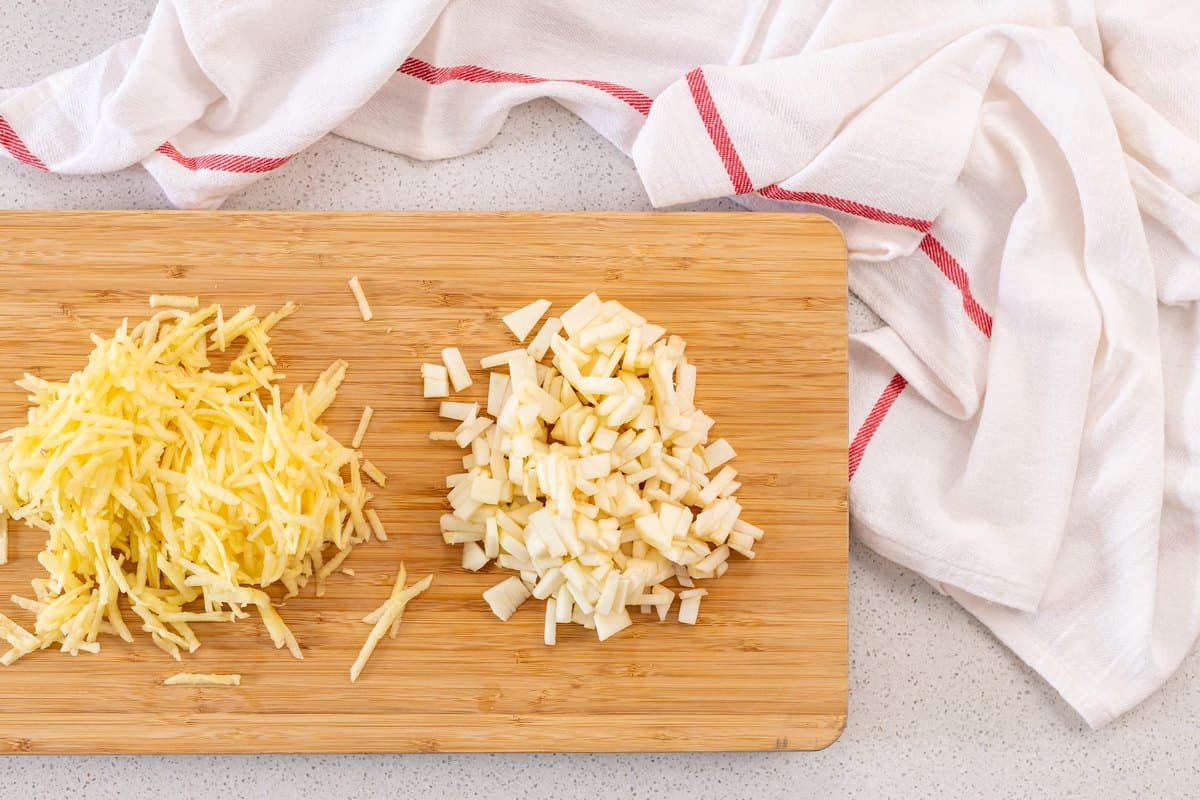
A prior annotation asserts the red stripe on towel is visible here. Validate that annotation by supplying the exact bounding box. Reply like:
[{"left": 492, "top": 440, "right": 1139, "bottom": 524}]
[
  {"left": 685, "top": 67, "right": 753, "bottom": 194},
  {"left": 849, "top": 373, "right": 908, "bottom": 480},
  {"left": 919, "top": 234, "right": 993, "bottom": 337},
  {"left": 0, "top": 115, "right": 48, "bottom": 171},
  {"left": 399, "top": 57, "right": 653, "bottom": 116},
  {"left": 759, "top": 184, "right": 933, "bottom": 233},
  {"left": 155, "top": 141, "right": 294, "bottom": 174}
]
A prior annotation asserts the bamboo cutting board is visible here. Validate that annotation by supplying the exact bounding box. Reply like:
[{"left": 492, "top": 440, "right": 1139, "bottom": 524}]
[{"left": 0, "top": 212, "right": 846, "bottom": 753}]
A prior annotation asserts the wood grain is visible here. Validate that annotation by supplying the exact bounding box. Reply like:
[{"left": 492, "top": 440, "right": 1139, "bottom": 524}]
[{"left": 0, "top": 211, "right": 847, "bottom": 753}]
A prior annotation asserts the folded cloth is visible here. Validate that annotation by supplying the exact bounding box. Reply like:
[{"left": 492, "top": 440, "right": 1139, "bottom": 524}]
[{"left": 2, "top": 0, "right": 1199, "bottom": 727}]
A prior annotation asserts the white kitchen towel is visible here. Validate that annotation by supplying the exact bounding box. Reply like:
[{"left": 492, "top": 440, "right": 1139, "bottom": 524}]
[{"left": 2, "top": 0, "right": 1199, "bottom": 728}]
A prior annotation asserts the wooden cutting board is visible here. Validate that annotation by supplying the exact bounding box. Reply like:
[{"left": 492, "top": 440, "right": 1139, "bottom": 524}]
[{"left": 0, "top": 211, "right": 846, "bottom": 753}]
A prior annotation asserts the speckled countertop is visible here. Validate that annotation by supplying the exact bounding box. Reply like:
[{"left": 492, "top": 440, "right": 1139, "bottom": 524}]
[{"left": 0, "top": 4, "right": 1196, "bottom": 798}]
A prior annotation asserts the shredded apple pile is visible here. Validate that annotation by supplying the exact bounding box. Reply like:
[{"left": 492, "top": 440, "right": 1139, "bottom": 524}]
[{"left": 0, "top": 299, "right": 377, "bottom": 664}]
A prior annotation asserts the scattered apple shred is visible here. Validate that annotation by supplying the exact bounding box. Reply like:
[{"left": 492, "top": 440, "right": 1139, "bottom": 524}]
[
  {"left": 347, "top": 276, "right": 373, "bottom": 322},
  {"left": 352, "top": 405, "right": 374, "bottom": 449},
  {"left": 350, "top": 564, "right": 431, "bottom": 682},
  {"left": 364, "top": 508, "right": 388, "bottom": 541},
  {"left": 149, "top": 294, "right": 200, "bottom": 310},
  {"left": 361, "top": 458, "right": 387, "bottom": 487},
  {"left": 163, "top": 672, "right": 241, "bottom": 686}
]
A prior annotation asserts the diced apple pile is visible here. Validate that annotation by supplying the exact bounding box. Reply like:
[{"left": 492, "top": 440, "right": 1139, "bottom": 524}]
[{"left": 422, "top": 294, "right": 763, "bottom": 643}]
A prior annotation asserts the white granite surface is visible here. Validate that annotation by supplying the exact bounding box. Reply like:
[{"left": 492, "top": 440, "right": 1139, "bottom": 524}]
[{"left": 0, "top": 4, "right": 1196, "bottom": 798}]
